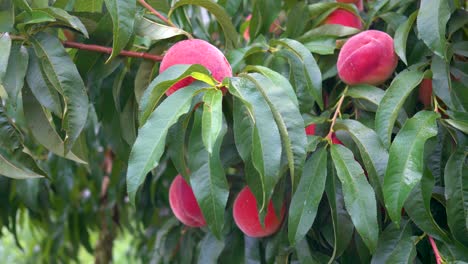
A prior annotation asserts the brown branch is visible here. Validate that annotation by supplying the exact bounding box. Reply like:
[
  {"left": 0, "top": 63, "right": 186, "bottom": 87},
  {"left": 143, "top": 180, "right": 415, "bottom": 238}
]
[
  {"left": 63, "top": 41, "right": 163, "bottom": 61},
  {"left": 428, "top": 236, "right": 443, "bottom": 264},
  {"left": 326, "top": 86, "right": 348, "bottom": 141},
  {"left": 138, "top": 0, "right": 176, "bottom": 28}
]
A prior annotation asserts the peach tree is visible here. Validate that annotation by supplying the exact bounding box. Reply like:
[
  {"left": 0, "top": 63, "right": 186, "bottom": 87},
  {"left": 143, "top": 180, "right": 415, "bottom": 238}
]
[{"left": 0, "top": 0, "right": 467, "bottom": 263}]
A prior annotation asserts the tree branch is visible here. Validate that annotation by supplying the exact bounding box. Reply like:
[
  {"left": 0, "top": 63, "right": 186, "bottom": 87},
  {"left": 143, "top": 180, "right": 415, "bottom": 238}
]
[
  {"left": 63, "top": 41, "right": 163, "bottom": 61},
  {"left": 326, "top": 86, "right": 348, "bottom": 141},
  {"left": 428, "top": 236, "right": 443, "bottom": 264},
  {"left": 138, "top": 0, "right": 176, "bottom": 28}
]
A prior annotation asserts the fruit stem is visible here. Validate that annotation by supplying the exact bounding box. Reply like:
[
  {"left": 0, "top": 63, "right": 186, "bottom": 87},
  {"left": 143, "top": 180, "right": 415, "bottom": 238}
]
[
  {"left": 326, "top": 86, "right": 348, "bottom": 141},
  {"left": 428, "top": 236, "right": 444, "bottom": 264},
  {"left": 138, "top": 0, "right": 177, "bottom": 28}
]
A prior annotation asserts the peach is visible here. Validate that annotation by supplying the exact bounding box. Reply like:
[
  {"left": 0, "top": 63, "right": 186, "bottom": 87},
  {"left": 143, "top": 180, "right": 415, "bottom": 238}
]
[
  {"left": 337, "top": 30, "right": 398, "bottom": 85},
  {"left": 169, "top": 175, "right": 206, "bottom": 227},
  {"left": 233, "top": 186, "right": 285, "bottom": 238},
  {"left": 305, "top": 124, "right": 316, "bottom": 135},
  {"left": 160, "top": 39, "right": 232, "bottom": 95},
  {"left": 331, "top": 133, "right": 343, "bottom": 145},
  {"left": 243, "top": 15, "right": 282, "bottom": 42},
  {"left": 323, "top": 9, "right": 362, "bottom": 29},
  {"left": 418, "top": 79, "right": 432, "bottom": 107}
]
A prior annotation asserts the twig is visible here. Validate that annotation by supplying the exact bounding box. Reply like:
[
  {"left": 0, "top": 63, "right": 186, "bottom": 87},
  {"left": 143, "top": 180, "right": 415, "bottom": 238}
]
[
  {"left": 326, "top": 86, "right": 348, "bottom": 141},
  {"left": 63, "top": 41, "right": 163, "bottom": 61},
  {"left": 428, "top": 236, "right": 443, "bottom": 264},
  {"left": 138, "top": 0, "right": 176, "bottom": 28}
]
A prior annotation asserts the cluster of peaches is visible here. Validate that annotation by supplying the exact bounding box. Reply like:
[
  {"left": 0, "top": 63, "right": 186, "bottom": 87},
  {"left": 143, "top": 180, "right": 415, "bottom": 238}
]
[{"left": 160, "top": 0, "right": 431, "bottom": 238}]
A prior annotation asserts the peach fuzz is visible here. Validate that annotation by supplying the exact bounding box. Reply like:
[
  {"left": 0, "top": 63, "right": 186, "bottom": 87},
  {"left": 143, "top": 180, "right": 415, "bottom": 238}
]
[
  {"left": 419, "top": 79, "right": 433, "bottom": 107},
  {"left": 160, "top": 39, "right": 232, "bottom": 95},
  {"left": 323, "top": 9, "right": 362, "bottom": 29},
  {"left": 169, "top": 175, "right": 206, "bottom": 227},
  {"left": 233, "top": 186, "right": 285, "bottom": 238},
  {"left": 337, "top": 30, "right": 398, "bottom": 86}
]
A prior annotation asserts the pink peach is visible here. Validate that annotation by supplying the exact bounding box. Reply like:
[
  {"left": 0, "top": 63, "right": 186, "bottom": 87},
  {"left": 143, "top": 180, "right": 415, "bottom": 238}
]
[
  {"left": 323, "top": 9, "right": 362, "bottom": 29},
  {"left": 305, "top": 124, "right": 317, "bottom": 135},
  {"left": 160, "top": 39, "right": 232, "bottom": 95},
  {"left": 337, "top": 30, "right": 398, "bottom": 85},
  {"left": 233, "top": 186, "right": 285, "bottom": 238},
  {"left": 169, "top": 175, "right": 206, "bottom": 227}
]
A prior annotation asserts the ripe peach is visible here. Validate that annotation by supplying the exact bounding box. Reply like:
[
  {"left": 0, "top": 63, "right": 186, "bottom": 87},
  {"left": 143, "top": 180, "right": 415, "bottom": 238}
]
[
  {"left": 160, "top": 39, "right": 232, "bottom": 95},
  {"left": 331, "top": 133, "right": 343, "bottom": 145},
  {"left": 169, "top": 175, "right": 206, "bottom": 227},
  {"left": 418, "top": 79, "right": 432, "bottom": 107},
  {"left": 233, "top": 186, "right": 285, "bottom": 238},
  {"left": 305, "top": 124, "right": 316, "bottom": 135},
  {"left": 337, "top": 30, "right": 398, "bottom": 86},
  {"left": 323, "top": 9, "right": 362, "bottom": 29}
]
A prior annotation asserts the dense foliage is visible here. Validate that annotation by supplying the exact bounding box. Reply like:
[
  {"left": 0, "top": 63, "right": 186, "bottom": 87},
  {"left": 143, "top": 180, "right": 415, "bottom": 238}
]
[{"left": 0, "top": 0, "right": 467, "bottom": 263}]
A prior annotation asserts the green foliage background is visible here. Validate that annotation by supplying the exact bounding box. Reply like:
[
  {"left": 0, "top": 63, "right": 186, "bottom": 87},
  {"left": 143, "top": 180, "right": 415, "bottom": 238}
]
[{"left": 0, "top": 0, "right": 466, "bottom": 263}]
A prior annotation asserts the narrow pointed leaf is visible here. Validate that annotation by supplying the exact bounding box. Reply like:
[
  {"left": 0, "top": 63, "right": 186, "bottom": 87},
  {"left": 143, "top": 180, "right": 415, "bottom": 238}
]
[
  {"left": 0, "top": 33, "right": 11, "bottom": 84},
  {"left": 30, "top": 32, "right": 89, "bottom": 153},
  {"left": 331, "top": 144, "right": 379, "bottom": 253},
  {"left": 3, "top": 43, "right": 28, "bottom": 103},
  {"left": 375, "top": 69, "right": 424, "bottom": 148},
  {"left": 136, "top": 16, "right": 189, "bottom": 40},
  {"left": 0, "top": 152, "right": 45, "bottom": 179},
  {"left": 197, "top": 233, "right": 225, "bottom": 263},
  {"left": 104, "top": 0, "right": 135, "bottom": 62},
  {"left": 384, "top": 111, "right": 439, "bottom": 225},
  {"left": 444, "top": 149, "right": 468, "bottom": 245},
  {"left": 371, "top": 221, "right": 413, "bottom": 264},
  {"left": 335, "top": 119, "right": 388, "bottom": 202},
  {"left": 202, "top": 89, "right": 223, "bottom": 154},
  {"left": 394, "top": 11, "right": 417, "bottom": 65},
  {"left": 127, "top": 83, "right": 204, "bottom": 205},
  {"left": 38, "top": 7, "right": 89, "bottom": 37},
  {"left": 416, "top": 0, "right": 450, "bottom": 58},
  {"left": 288, "top": 147, "right": 327, "bottom": 245}
]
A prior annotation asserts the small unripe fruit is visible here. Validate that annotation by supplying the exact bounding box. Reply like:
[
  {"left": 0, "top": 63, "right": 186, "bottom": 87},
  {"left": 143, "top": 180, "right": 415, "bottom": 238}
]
[
  {"left": 160, "top": 39, "right": 232, "bottom": 95},
  {"left": 418, "top": 79, "right": 433, "bottom": 107},
  {"left": 233, "top": 186, "right": 285, "bottom": 238},
  {"left": 169, "top": 175, "right": 206, "bottom": 227},
  {"left": 323, "top": 9, "right": 362, "bottom": 29},
  {"left": 337, "top": 30, "right": 398, "bottom": 86}
]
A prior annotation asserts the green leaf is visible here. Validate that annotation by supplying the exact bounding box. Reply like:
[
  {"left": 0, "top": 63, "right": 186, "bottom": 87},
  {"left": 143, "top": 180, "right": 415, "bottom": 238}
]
[
  {"left": 170, "top": 0, "right": 238, "bottom": 48},
  {"left": 271, "top": 38, "right": 323, "bottom": 110},
  {"left": 0, "top": 33, "right": 11, "bottom": 84},
  {"left": 334, "top": 119, "right": 388, "bottom": 203},
  {"left": 404, "top": 168, "right": 450, "bottom": 242},
  {"left": 22, "top": 85, "right": 86, "bottom": 164},
  {"left": 228, "top": 77, "right": 282, "bottom": 212},
  {"left": 0, "top": 152, "right": 45, "bottom": 179},
  {"left": 127, "top": 83, "right": 205, "bottom": 205},
  {"left": 382, "top": 236, "right": 417, "bottom": 263},
  {"left": 325, "top": 154, "right": 355, "bottom": 261},
  {"left": 371, "top": 221, "right": 413, "bottom": 264},
  {"left": 38, "top": 7, "right": 89, "bottom": 37},
  {"left": 139, "top": 64, "right": 212, "bottom": 125},
  {"left": 303, "top": 37, "right": 337, "bottom": 55},
  {"left": 189, "top": 109, "right": 228, "bottom": 238},
  {"left": 384, "top": 111, "right": 439, "bottom": 225},
  {"left": 445, "top": 119, "right": 468, "bottom": 134},
  {"left": 0, "top": 104, "right": 21, "bottom": 151},
  {"left": 394, "top": 11, "right": 417, "bottom": 65},
  {"left": 2, "top": 43, "right": 28, "bottom": 104},
  {"left": 30, "top": 32, "right": 89, "bottom": 154},
  {"left": 202, "top": 89, "right": 223, "bottom": 154},
  {"left": 444, "top": 148, "right": 468, "bottom": 245},
  {"left": 26, "top": 52, "right": 62, "bottom": 116},
  {"left": 375, "top": 69, "right": 424, "bottom": 148},
  {"left": 431, "top": 56, "right": 455, "bottom": 110},
  {"left": 135, "top": 16, "right": 189, "bottom": 40},
  {"left": 331, "top": 144, "right": 379, "bottom": 253},
  {"left": 74, "top": 0, "right": 103, "bottom": 12},
  {"left": 197, "top": 233, "right": 225, "bottom": 263},
  {"left": 242, "top": 71, "right": 307, "bottom": 190},
  {"left": 288, "top": 147, "right": 327, "bottom": 245},
  {"left": 104, "top": 0, "right": 135, "bottom": 62},
  {"left": 416, "top": 0, "right": 450, "bottom": 58}
]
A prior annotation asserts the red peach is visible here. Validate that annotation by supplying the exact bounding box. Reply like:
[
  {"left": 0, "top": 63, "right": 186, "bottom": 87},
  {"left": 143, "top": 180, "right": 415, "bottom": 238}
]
[
  {"left": 305, "top": 124, "right": 316, "bottom": 135},
  {"left": 233, "top": 186, "right": 285, "bottom": 238},
  {"left": 418, "top": 79, "right": 432, "bottom": 107},
  {"left": 160, "top": 39, "right": 232, "bottom": 95},
  {"left": 337, "top": 30, "right": 398, "bottom": 86},
  {"left": 331, "top": 133, "right": 343, "bottom": 145},
  {"left": 323, "top": 9, "right": 362, "bottom": 29},
  {"left": 169, "top": 175, "right": 206, "bottom": 227}
]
